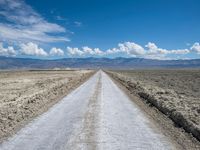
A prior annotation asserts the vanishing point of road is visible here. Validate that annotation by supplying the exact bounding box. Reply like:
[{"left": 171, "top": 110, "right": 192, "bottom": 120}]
[{"left": 0, "top": 71, "right": 175, "bottom": 150}]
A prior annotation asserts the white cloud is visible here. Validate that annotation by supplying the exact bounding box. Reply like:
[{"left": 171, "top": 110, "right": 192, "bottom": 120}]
[
  {"left": 105, "top": 42, "right": 145, "bottom": 56},
  {"left": 50, "top": 47, "right": 64, "bottom": 56},
  {"left": 94, "top": 48, "right": 103, "bottom": 55},
  {"left": 0, "top": 0, "right": 68, "bottom": 43},
  {"left": 106, "top": 48, "right": 120, "bottom": 54},
  {"left": 0, "top": 39, "right": 199, "bottom": 59},
  {"left": 0, "top": 24, "right": 68, "bottom": 43},
  {"left": 145, "top": 42, "right": 158, "bottom": 50},
  {"left": 0, "top": 42, "right": 16, "bottom": 56},
  {"left": 66, "top": 42, "right": 192, "bottom": 59},
  {"left": 20, "top": 42, "right": 48, "bottom": 56},
  {"left": 67, "top": 47, "right": 84, "bottom": 56},
  {"left": 67, "top": 46, "right": 104, "bottom": 56},
  {"left": 144, "top": 42, "right": 190, "bottom": 59},
  {"left": 103, "top": 42, "right": 191, "bottom": 59},
  {"left": 169, "top": 49, "right": 190, "bottom": 54},
  {"left": 145, "top": 42, "right": 189, "bottom": 55},
  {"left": 82, "top": 46, "right": 95, "bottom": 55},
  {"left": 190, "top": 42, "right": 200, "bottom": 54},
  {"left": 118, "top": 42, "right": 145, "bottom": 56},
  {"left": 145, "top": 42, "right": 167, "bottom": 55}
]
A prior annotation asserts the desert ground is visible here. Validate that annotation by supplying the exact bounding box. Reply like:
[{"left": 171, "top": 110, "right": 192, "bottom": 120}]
[
  {"left": 0, "top": 69, "right": 200, "bottom": 149},
  {"left": 0, "top": 71, "right": 180, "bottom": 150},
  {"left": 0, "top": 69, "right": 95, "bottom": 141},
  {"left": 107, "top": 69, "right": 200, "bottom": 143}
]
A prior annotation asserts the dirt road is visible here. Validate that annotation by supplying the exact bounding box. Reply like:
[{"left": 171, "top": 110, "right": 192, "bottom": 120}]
[{"left": 0, "top": 71, "right": 175, "bottom": 150}]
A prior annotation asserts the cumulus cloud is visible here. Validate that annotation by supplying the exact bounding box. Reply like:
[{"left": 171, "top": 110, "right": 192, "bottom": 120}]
[
  {"left": 0, "top": 0, "right": 68, "bottom": 43},
  {"left": 106, "top": 48, "right": 120, "bottom": 54},
  {"left": 145, "top": 42, "right": 167, "bottom": 55},
  {"left": 94, "top": 48, "right": 104, "bottom": 55},
  {"left": 0, "top": 39, "right": 199, "bottom": 59},
  {"left": 169, "top": 49, "right": 190, "bottom": 54},
  {"left": 103, "top": 42, "right": 191, "bottom": 59},
  {"left": 20, "top": 42, "right": 48, "bottom": 56},
  {"left": 0, "top": 42, "right": 16, "bottom": 56},
  {"left": 50, "top": 47, "right": 64, "bottom": 56},
  {"left": 191, "top": 42, "right": 200, "bottom": 54},
  {"left": 66, "top": 41, "right": 193, "bottom": 59},
  {"left": 146, "top": 42, "right": 186, "bottom": 54},
  {"left": 82, "top": 46, "right": 95, "bottom": 55},
  {"left": 118, "top": 42, "right": 145, "bottom": 56},
  {"left": 105, "top": 42, "right": 154, "bottom": 56},
  {"left": 67, "top": 46, "right": 104, "bottom": 56},
  {"left": 67, "top": 47, "right": 84, "bottom": 56},
  {"left": 144, "top": 42, "right": 190, "bottom": 59},
  {"left": 105, "top": 42, "right": 145, "bottom": 56}
]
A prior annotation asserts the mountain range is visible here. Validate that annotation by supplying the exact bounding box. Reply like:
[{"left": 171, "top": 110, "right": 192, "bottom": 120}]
[{"left": 0, "top": 56, "right": 200, "bottom": 69}]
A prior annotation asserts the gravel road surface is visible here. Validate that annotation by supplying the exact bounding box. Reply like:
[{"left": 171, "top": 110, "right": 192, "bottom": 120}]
[{"left": 0, "top": 71, "right": 174, "bottom": 150}]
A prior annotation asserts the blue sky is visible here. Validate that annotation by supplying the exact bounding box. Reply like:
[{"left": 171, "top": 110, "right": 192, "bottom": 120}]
[{"left": 0, "top": 0, "right": 200, "bottom": 59}]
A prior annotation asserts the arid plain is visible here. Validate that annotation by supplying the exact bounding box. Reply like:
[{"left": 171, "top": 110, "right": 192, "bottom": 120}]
[
  {"left": 0, "top": 70, "right": 94, "bottom": 141},
  {"left": 108, "top": 70, "right": 200, "bottom": 145}
]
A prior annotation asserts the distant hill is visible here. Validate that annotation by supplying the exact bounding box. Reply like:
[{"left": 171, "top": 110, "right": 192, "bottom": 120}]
[{"left": 0, "top": 56, "right": 200, "bottom": 69}]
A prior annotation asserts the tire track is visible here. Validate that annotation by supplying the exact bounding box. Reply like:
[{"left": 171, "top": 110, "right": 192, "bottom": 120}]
[{"left": 65, "top": 72, "right": 102, "bottom": 150}]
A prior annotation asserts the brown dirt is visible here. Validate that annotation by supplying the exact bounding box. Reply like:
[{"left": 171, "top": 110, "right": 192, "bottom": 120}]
[
  {"left": 107, "top": 70, "right": 200, "bottom": 149},
  {"left": 0, "top": 70, "right": 95, "bottom": 142}
]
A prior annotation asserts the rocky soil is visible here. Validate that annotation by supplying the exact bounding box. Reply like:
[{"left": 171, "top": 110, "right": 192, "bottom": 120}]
[
  {"left": 0, "top": 70, "right": 95, "bottom": 141},
  {"left": 107, "top": 70, "right": 200, "bottom": 142}
]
